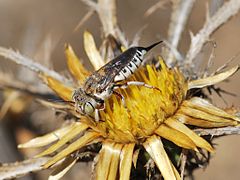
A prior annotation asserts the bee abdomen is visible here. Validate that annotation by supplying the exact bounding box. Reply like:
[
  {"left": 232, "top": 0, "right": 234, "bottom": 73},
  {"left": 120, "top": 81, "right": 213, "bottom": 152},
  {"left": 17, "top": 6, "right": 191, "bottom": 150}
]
[{"left": 114, "top": 50, "right": 143, "bottom": 82}]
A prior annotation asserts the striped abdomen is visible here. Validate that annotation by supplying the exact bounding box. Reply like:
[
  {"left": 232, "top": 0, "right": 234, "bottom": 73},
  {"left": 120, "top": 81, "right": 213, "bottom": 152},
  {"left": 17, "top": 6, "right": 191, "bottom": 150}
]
[{"left": 114, "top": 49, "right": 146, "bottom": 82}]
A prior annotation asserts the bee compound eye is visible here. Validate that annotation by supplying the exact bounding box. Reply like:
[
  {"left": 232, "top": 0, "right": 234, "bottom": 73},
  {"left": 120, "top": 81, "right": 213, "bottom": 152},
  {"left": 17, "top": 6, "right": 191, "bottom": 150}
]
[{"left": 83, "top": 102, "right": 95, "bottom": 115}]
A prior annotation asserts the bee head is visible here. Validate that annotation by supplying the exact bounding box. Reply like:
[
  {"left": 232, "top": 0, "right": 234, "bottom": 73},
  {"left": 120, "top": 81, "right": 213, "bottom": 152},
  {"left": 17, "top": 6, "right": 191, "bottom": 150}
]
[{"left": 72, "top": 88, "right": 98, "bottom": 115}]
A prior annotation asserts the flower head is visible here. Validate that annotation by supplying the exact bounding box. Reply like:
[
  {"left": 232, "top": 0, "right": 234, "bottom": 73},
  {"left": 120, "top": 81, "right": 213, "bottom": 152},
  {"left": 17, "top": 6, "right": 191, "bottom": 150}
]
[{"left": 19, "top": 31, "right": 240, "bottom": 180}]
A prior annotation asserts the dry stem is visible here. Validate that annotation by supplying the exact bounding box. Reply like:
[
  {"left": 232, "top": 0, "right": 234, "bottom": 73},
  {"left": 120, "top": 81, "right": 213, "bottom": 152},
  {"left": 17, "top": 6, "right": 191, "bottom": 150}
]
[
  {"left": 164, "top": 0, "right": 195, "bottom": 65},
  {"left": 195, "top": 126, "right": 240, "bottom": 136},
  {"left": 74, "top": 10, "right": 95, "bottom": 32},
  {"left": 81, "top": 0, "right": 117, "bottom": 37},
  {"left": 0, "top": 157, "right": 50, "bottom": 179},
  {"left": 0, "top": 47, "right": 68, "bottom": 83},
  {"left": 81, "top": 0, "right": 128, "bottom": 47},
  {"left": 144, "top": 0, "right": 169, "bottom": 17},
  {"left": 180, "top": 149, "right": 188, "bottom": 180},
  {"left": 185, "top": 0, "right": 240, "bottom": 66}
]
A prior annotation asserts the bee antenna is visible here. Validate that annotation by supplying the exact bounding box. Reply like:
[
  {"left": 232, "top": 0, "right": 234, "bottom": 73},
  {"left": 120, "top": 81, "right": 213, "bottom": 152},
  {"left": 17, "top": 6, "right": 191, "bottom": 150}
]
[
  {"left": 64, "top": 100, "right": 75, "bottom": 104},
  {"left": 145, "top": 41, "right": 163, "bottom": 51},
  {"left": 55, "top": 100, "right": 75, "bottom": 104}
]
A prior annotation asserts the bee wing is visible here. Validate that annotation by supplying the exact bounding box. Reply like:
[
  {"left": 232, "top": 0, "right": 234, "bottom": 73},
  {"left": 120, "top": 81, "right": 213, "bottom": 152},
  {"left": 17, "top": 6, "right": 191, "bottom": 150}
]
[
  {"left": 84, "top": 41, "right": 162, "bottom": 94},
  {"left": 84, "top": 48, "right": 137, "bottom": 94}
]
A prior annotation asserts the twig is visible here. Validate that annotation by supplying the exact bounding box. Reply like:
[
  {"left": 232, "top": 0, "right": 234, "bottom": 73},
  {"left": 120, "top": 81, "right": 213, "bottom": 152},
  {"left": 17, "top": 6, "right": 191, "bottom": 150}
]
[
  {"left": 0, "top": 91, "right": 20, "bottom": 120},
  {"left": 164, "top": 0, "right": 195, "bottom": 66},
  {"left": 97, "top": 0, "right": 117, "bottom": 37},
  {"left": 81, "top": 0, "right": 128, "bottom": 47},
  {"left": 194, "top": 126, "right": 240, "bottom": 136},
  {"left": 74, "top": 9, "right": 95, "bottom": 32},
  {"left": 0, "top": 47, "right": 68, "bottom": 83},
  {"left": 0, "top": 72, "right": 56, "bottom": 100},
  {"left": 185, "top": 0, "right": 240, "bottom": 65},
  {"left": 0, "top": 157, "right": 50, "bottom": 180},
  {"left": 131, "top": 25, "right": 147, "bottom": 47},
  {"left": 180, "top": 149, "right": 188, "bottom": 180},
  {"left": 144, "top": 0, "right": 169, "bottom": 17},
  {"left": 82, "top": 0, "right": 117, "bottom": 37},
  {"left": 0, "top": 73, "right": 42, "bottom": 93},
  {"left": 209, "top": 0, "right": 224, "bottom": 17}
]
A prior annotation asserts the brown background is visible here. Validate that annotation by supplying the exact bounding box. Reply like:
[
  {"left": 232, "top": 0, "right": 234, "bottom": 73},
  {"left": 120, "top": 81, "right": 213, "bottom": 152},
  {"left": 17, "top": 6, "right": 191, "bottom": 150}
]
[{"left": 0, "top": 0, "right": 239, "bottom": 179}]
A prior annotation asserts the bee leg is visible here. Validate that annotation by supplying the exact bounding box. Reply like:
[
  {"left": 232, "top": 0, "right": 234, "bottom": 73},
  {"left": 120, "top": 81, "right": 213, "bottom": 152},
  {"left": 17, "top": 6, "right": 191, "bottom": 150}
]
[
  {"left": 115, "top": 81, "right": 161, "bottom": 92},
  {"left": 94, "top": 109, "right": 100, "bottom": 122},
  {"left": 113, "top": 91, "right": 127, "bottom": 108},
  {"left": 94, "top": 102, "right": 105, "bottom": 122}
]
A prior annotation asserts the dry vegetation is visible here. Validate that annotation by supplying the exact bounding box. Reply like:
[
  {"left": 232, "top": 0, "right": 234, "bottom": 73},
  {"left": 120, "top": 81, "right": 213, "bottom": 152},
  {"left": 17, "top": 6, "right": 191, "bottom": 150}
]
[{"left": 0, "top": 0, "right": 239, "bottom": 180}]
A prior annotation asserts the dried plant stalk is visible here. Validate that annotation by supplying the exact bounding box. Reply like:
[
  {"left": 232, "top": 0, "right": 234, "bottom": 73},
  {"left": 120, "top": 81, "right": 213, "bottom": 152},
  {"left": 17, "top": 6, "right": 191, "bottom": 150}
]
[
  {"left": 185, "top": 0, "right": 240, "bottom": 66},
  {"left": 164, "top": 0, "right": 195, "bottom": 65},
  {"left": 97, "top": 0, "right": 117, "bottom": 37},
  {"left": 0, "top": 157, "right": 50, "bottom": 179},
  {"left": 82, "top": 0, "right": 128, "bottom": 46},
  {"left": 0, "top": 0, "right": 239, "bottom": 179},
  {"left": 195, "top": 126, "right": 240, "bottom": 136},
  {"left": 81, "top": 0, "right": 117, "bottom": 37},
  {"left": 0, "top": 47, "right": 68, "bottom": 83}
]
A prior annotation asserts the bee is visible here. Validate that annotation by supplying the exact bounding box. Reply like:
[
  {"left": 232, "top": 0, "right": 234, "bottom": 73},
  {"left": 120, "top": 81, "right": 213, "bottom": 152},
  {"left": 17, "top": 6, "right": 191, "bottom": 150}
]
[{"left": 73, "top": 41, "right": 162, "bottom": 121}]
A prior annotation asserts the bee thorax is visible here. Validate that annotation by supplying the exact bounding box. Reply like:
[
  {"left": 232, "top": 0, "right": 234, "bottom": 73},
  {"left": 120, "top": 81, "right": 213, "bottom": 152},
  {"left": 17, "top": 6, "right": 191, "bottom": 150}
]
[{"left": 94, "top": 86, "right": 113, "bottom": 100}]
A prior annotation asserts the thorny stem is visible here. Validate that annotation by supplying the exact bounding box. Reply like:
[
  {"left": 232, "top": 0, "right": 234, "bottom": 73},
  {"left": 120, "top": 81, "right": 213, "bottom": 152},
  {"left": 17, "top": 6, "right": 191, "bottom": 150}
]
[
  {"left": 74, "top": 9, "right": 95, "bottom": 32},
  {"left": 194, "top": 126, "right": 240, "bottom": 136},
  {"left": 0, "top": 152, "right": 97, "bottom": 179},
  {"left": 0, "top": 157, "right": 50, "bottom": 179},
  {"left": 0, "top": 72, "right": 55, "bottom": 101},
  {"left": 0, "top": 1, "right": 239, "bottom": 179},
  {"left": 144, "top": 0, "right": 169, "bottom": 17},
  {"left": 81, "top": 0, "right": 117, "bottom": 37},
  {"left": 185, "top": 0, "right": 240, "bottom": 66},
  {"left": 0, "top": 47, "right": 68, "bottom": 83},
  {"left": 180, "top": 149, "right": 188, "bottom": 180},
  {"left": 164, "top": 0, "right": 195, "bottom": 66},
  {"left": 97, "top": 0, "right": 117, "bottom": 37},
  {"left": 82, "top": 0, "right": 128, "bottom": 47}
]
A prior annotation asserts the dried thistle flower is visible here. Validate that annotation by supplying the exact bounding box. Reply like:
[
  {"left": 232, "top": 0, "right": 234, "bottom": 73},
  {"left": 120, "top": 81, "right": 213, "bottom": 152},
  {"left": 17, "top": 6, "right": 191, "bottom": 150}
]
[{"left": 18, "top": 31, "right": 240, "bottom": 180}]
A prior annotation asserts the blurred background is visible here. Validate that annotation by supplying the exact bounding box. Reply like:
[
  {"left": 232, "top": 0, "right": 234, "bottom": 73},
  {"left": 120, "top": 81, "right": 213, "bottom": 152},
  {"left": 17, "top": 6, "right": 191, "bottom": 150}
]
[{"left": 0, "top": 0, "right": 239, "bottom": 179}]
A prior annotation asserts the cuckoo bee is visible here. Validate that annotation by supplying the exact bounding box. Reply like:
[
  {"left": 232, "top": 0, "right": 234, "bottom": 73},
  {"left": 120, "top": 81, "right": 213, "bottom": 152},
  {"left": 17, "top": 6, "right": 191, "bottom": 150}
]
[{"left": 73, "top": 41, "right": 162, "bottom": 121}]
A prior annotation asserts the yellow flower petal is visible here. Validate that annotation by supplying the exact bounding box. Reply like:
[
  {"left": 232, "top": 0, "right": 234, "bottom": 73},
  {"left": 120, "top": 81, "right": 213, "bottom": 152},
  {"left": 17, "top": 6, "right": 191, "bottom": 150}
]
[
  {"left": 37, "top": 122, "right": 88, "bottom": 157},
  {"left": 120, "top": 46, "right": 126, "bottom": 52},
  {"left": 179, "top": 106, "right": 234, "bottom": 123},
  {"left": 43, "top": 131, "right": 100, "bottom": 168},
  {"left": 188, "top": 65, "right": 239, "bottom": 89},
  {"left": 143, "top": 135, "right": 180, "bottom": 180},
  {"left": 96, "top": 142, "right": 116, "bottom": 180},
  {"left": 65, "top": 44, "right": 90, "bottom": 83},
  {"left": 155, "top": 124, "right": 198, "bottom": 151},
  {"left": 49, "top": 155, "right": 78, "bottom": 180},
  {"left": 175, "top": 97, "right": 239, "bottom": 127},
  {"left": 119, "top": 143, "right": 135, "bottom": 180},
  {"left": 183, "top": 97, "right": 240, "bottom": 122},
  {"left": 165, "top": 118, "right": 214, "bottom": 152},
  {"left": 0, "top": 91, "right": 20, "bottom": 120},
  {"left": 175, "top": 113, "right": 236, "bottom": 128},
  {"left": 41, "top": 75, "right": 74, "bottom": 101},
  {"left": 83, "top": 31, "right": 105, "bottom": 70},
  {"left": 18, "top": 122, "right": 78, "bottom": 148},
  {"left": 132, "top": 148, "right": 140, "bottom": 168},
  {"left": 108, "top": 143, "right": 123, "bottom": 180}
]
